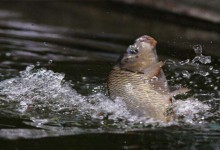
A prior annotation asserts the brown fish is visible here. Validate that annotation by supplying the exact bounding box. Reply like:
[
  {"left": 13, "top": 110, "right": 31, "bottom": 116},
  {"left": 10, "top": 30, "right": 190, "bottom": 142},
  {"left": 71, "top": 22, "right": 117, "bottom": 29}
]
[{"left": 107, "top": 35, "right": 188, "bottom": 122}]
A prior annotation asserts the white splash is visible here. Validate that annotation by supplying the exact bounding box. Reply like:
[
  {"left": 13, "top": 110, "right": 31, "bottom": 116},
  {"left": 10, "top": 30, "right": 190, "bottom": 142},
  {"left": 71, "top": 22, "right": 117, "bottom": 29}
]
[
  {"left": 0, "top": 64, "right": 214, "bottom": 128},
  {"left": 173, "top": 98, "right": 210, "bottom": 124},
  {"left": 0, "top": 65, "right": 131, "bottom": 121},
  {"left": 192, "top": 44, "right": 211, "bottom": 64}
]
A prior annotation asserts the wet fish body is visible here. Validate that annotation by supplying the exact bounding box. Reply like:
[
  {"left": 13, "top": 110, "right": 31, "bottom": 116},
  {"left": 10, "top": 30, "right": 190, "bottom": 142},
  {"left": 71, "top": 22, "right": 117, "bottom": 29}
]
[{"left": 108, "top": 35, "right": 184, "bottom": 122}]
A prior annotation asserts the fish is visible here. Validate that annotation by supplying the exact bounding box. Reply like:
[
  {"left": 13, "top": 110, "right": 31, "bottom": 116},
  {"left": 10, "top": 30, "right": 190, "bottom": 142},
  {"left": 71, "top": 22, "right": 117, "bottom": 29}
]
[{"left": 107, "top": 35, "right": 189, "bottom": 122}]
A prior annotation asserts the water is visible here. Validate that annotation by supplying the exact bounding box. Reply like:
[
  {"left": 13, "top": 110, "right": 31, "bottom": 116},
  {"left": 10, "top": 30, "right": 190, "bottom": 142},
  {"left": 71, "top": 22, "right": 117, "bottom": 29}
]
[{"left": 1, "top": 1, "right": 220, "bottom": 150}]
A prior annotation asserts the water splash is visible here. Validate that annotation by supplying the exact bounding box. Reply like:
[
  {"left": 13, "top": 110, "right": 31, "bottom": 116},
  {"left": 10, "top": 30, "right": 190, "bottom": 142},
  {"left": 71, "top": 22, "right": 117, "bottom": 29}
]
[
  {"left": 0, "top": 65, "right": 132, "bottom": 126},
  {"left": 0, "top": 44, "right": 218, "bottom": 129},
  {"left": 164, "top": 44, "right": 220, "bottom": 127},
  {"left": 173, "top": 99, "right": 210, "bottom": 124},
  {"left": 0, "top": 63, "right": 214, "bottom": 129},
  {"left": 192, "top": 44, "right": 211, "bottom": 65}
]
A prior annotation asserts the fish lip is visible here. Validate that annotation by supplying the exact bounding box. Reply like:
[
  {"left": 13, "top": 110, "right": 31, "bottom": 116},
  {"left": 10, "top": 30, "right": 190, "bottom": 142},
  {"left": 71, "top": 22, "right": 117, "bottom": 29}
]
[{"left": 135, "top": 35, "right": 157, "bottom": 47}]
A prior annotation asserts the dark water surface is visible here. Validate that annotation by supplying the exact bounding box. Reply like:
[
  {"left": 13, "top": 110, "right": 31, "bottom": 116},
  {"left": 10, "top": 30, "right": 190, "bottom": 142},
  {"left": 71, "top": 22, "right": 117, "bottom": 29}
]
[{"left": 1, "top": 1, "right": 220, "bottom": 150}]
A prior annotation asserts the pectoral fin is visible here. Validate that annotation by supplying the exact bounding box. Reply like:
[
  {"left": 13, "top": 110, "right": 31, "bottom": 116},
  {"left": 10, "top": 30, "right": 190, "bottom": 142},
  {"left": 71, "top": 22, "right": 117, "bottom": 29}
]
[
  {"left": 170, "top": 88, "right": 190, "bottom": 97},
  {"left": 143, "top": 61, "right": 164, "bottom": 79}
]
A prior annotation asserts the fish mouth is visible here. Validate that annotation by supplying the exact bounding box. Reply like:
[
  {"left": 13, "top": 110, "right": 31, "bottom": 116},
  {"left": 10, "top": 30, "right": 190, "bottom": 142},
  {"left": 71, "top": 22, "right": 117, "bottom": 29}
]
[{"left": 135, "top": 35, "right": 157, "bottom": 47}]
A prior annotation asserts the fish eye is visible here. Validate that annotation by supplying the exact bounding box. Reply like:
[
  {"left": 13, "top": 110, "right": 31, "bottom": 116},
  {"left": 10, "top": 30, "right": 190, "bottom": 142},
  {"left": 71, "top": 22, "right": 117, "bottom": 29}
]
[{"left": 127, "top": 46, "right": 139, "bottom": 54}]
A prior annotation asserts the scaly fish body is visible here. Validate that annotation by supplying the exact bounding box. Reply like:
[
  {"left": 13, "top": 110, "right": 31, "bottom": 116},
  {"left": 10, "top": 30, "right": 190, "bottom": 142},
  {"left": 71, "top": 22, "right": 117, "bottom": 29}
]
[{"left": 108, "top": 35, "right": 181, "bottom": 122}]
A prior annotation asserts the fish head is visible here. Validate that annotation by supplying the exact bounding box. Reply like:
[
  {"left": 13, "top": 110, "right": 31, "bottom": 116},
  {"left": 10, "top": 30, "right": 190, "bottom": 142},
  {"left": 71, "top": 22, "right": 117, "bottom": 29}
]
[{"left": 119, "top": 35, "right": 158, "bottom": 73}]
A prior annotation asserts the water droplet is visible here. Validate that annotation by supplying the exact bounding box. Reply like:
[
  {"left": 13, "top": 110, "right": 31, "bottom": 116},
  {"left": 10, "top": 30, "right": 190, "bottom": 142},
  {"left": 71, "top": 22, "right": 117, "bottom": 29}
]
[
  {"left": 189, "top": 81, "right": 194, "bottom": 84},
  {"left": 179, "top": 59, "right": 190, "bottom": 65},
  {"left": 194, "top": 84, "right": 198, "bottom": 87},
  {"left": 48, "top": 60, "right": 53, "bottom": 64},
  {"left": 36, "top": 62, "right": 41, "bottom": 66},
  {"left": 213, "top": 69, "right": 219, "bottom": 74},
  {"left": 198, "top": 71, "right": 209, "bottom": 77},
  {"left": 214, "top": 86, "right": 218, "bottom": 90},
  {"left": 175, "top": 72, "right": 180, "bottom": 77},
  {"left": 209, "top": 66, "right": 213, "bottom": 70},
  {"left": 192, "top": 56, "right": 200, "bottom": 64},
  {"left": 182, "top": 70, "right": 191, "bottom": 79},
  {"left": 20, "top": 101, "right": 27, "bottom": 106},
  {"left": 193, "top": 44, "right": 202, "bottom": 55},
  {"left": 26, "top": 65, "right": 35, "bottom": 72},
  {"left": 82, "top": 76, "right": 87, "bottom": 81},
  {"left": 192, "top": 55, "right": 211, "bottom": 64},
  {"left": 165, "top": 59, "right": 176, "bottom": 65},
  {"left": 176, "top": 77, "right": 183, "bottom": 81},
  {"left": 5, "top": 52, "right": 11, "bottom": 57},
  {"left": 101, "top": 121, "right": 104, "bottom": 125},
  {"left": 43, "top": 42, "right": 48, "bottom": 46},
  {"left": 200, "top": 55, "right": 211, "bottom": 64}
]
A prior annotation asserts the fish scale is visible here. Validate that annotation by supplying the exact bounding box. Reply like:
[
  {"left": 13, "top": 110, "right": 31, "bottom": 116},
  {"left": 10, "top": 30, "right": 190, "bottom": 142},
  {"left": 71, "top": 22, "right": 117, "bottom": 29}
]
[{"left": 108, "top": 66, "right": 171, "bottom": 122}]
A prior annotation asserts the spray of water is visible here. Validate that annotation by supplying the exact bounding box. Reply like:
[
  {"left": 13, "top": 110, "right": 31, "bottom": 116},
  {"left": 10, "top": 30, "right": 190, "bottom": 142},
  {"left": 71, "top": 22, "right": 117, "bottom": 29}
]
[
  {"left": 0, "top": 65, "right": 132, "bottom": 126},
  {"left": 0, "top": 44, "right": 218, "bottom": 129}
]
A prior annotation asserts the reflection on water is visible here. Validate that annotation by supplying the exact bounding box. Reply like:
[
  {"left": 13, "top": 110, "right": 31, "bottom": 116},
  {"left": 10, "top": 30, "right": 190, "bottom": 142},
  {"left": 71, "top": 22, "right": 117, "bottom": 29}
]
[{"left": 1, "top": 1, "right": 220, "bottom": 150}]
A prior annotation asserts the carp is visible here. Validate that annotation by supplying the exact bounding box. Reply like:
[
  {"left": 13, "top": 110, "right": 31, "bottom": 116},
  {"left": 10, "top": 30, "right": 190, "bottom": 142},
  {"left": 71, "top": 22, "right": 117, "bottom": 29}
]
[{"left": 108, "top": 35, "right": 188, "bottom": 122}]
